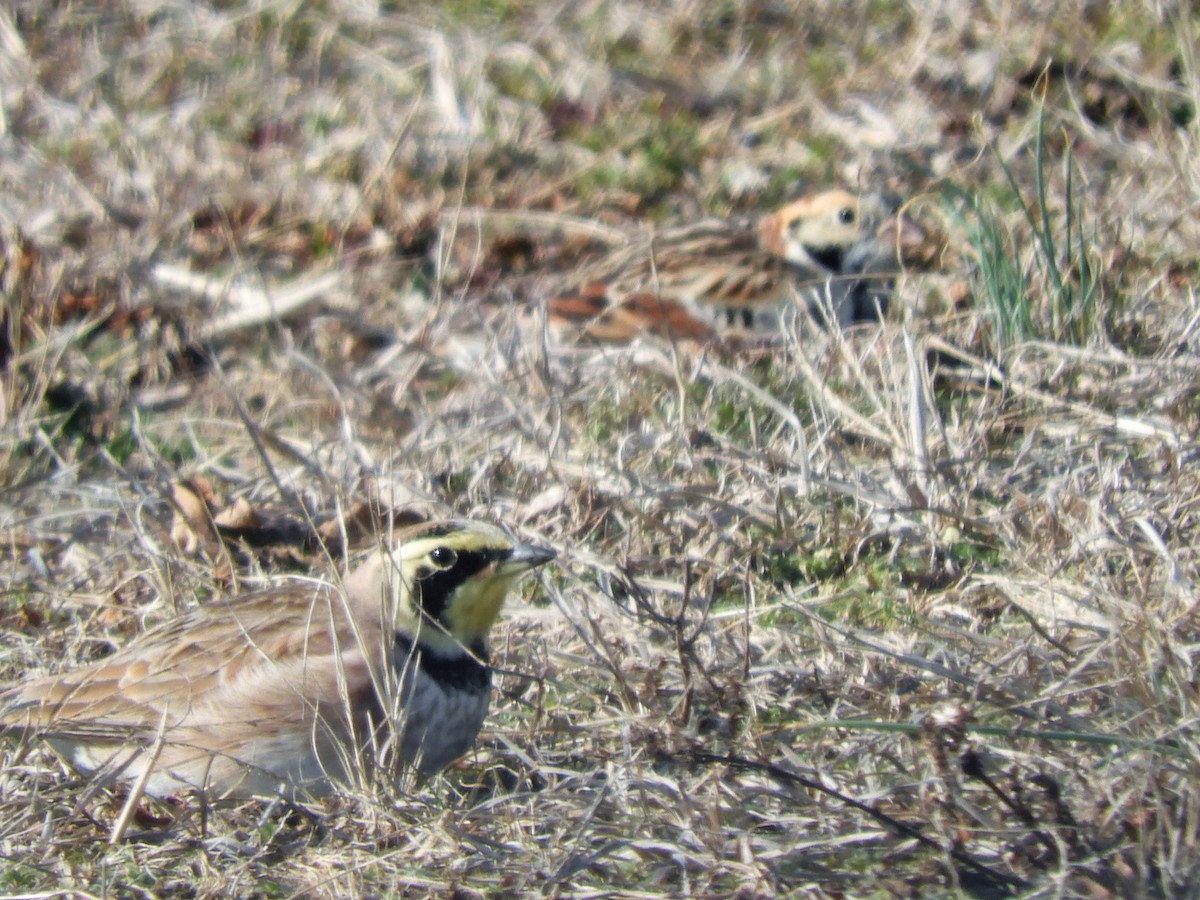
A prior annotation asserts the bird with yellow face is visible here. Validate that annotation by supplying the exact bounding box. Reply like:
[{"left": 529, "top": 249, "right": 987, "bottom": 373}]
[{"left": 0, "top": 519, "right": 555, "bottom": 800}]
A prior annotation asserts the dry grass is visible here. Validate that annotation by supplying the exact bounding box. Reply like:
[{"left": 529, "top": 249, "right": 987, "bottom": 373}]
[{"left": 2, "top": 1, "right": 1200, "bottom": 896}]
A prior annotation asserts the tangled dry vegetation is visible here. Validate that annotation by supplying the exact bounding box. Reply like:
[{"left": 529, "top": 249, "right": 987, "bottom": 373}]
[{"left": 2, "top": 1, "right": 1200, "bottom": 897}]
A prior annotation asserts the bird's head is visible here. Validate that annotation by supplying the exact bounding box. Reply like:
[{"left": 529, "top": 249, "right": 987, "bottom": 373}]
[
  {"left": 356, "top": 519, "right": 555, "bottom": 658},
  {"left": 760, "top": 189, "right": 921, "bottom": 276}
]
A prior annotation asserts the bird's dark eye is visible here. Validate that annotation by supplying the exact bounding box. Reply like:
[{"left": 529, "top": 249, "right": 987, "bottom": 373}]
[
  {"left": 429, "top": 546, "right": 457, "bottom": 568},
  {"left": 838, "top": 207, "right": 856, "bottom": 225}
]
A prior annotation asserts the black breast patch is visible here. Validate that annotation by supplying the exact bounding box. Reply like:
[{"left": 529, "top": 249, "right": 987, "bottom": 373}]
[
  {"left": 393, "top": 632, "right": 491, "bottom": 692},
  {"left": 806, "top": 245, "right": 845, "bottom": 273}
]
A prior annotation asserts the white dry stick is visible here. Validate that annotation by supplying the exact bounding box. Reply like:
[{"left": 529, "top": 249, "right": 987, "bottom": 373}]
[
  {"left": 151, "top": 265, "right": 348, "bottom": 341},
  {"left": 903, "top": 329, "right": 930, "bottom": 486},
  {"left": 425, "top": 30, "right": 481, "bottom": 139},
  {"left": 109, "top": 713, "right": 169, "bottom": 845},
  {"left": 1134, "top": 517, "right": 1195, "bottom": 604},
  {"left": 451, "top": 207, "right": 631, "bottom": 246}
]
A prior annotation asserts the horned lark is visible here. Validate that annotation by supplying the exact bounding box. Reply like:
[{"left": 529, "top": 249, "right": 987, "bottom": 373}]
[
  {"left": 0, "top": 519, "right": 555, "bottom": 799},
  {"left": 546, "top": 189, "right": 918, "bottom": 342}
]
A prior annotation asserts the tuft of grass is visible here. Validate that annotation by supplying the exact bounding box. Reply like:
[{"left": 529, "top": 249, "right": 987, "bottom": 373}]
[
  {"left": 954, "top": 104, "right": 1118, "bottom": 352},
  {"left": 958, "top": 190, "right": 1035, "bottom": 348}
]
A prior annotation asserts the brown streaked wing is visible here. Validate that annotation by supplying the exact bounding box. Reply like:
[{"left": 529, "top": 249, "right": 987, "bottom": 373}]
[
  {"left": 578, "top": 218, "right": 763, "bottom": 296},
  {"left": 0, "top": 580, "right": 375, "bottom": 739},
  {"left": 581, "top": 292, "right": 716, "bottom": 342},
  {"left": 547, "top": 217, "right": 786, "bottom": 339}
]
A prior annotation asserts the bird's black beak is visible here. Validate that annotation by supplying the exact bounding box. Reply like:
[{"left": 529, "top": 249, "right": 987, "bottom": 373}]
[{"left": 501, "top": 542, "right": 557, "bottom": 574}]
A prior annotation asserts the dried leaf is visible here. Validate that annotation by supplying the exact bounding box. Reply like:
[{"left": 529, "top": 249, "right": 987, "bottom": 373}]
[{"left": 170, "top": 479, "right": 219, "bottom": 554}]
